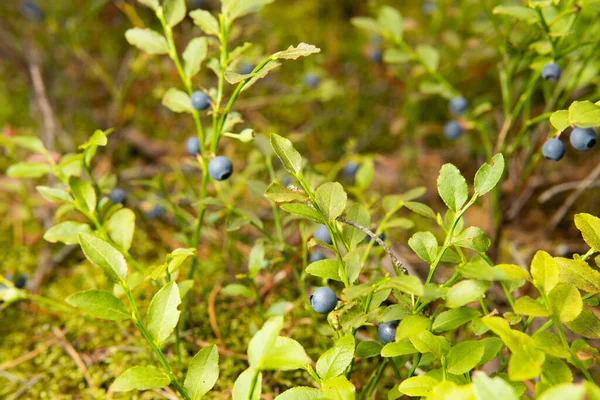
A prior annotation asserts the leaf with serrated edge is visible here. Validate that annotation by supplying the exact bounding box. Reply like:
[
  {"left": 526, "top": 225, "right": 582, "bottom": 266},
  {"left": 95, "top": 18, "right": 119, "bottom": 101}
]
[
  {"left": 274, "top": 43, "right": 320, "bottom": 60},
  {"left": 78, "top": 233, "right": 128, "bottom": 284},
  {"left": 270, "top": 133, "right": 302, "bottom": 175},
  {"left": 125, "top": 28, "right": 169, "bottom": 55}
]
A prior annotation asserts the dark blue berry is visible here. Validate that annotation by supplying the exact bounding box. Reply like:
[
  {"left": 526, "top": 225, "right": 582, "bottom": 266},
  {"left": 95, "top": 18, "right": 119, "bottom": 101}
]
[
  {"left": 188, "top": 0, "right": 206, "bottom": 10},
  {"left": 309, "top": 251, "right": 327, "bottom": 263},
  {"left": 343, "top": 162, "right": 360, "bottom": 177},
  {"left": 570, "top": 127, "right": 597, "bottom": 152},
  {"left": 378, "top": 321, "right": 398, "bottom": 344},
  {"left": 449, "top": 96, "right": 468, "bottom": 115},
  {"left": 191, "top": 91, "right": 210, "bottom": 111},
  {"left": 14, "top": 274, "right": 27, "bottom": 289},
  {"left": 368, "top": 49, "right": 383, "bottom": 64},
  {"left": 283, "top": 177, "right": 292, "bottom": 187},
  {"left": 239, "top": 62, "right": 255, "bottom": 75},
  {"left": 309, "top": 287, "right": 338, "bottom": 314},
  {"left": 542, "top": 138, "right": 565, "bottom": 161},
  {"left": 314, "top": 224, "right": 332, "bottom": 245},
  {"left": 541, "top": 63, "right": 561, "bottom": 82},
  {"left": 186, "top": 136, "right": 201, "bottom": 156},
  {"left": 444, "top": 121, "right": 463, "bottom": 139},
  {"left": 303, "top": 73, "right": 320, "bottom": 89},
  {"left": 21, "top": 1, "right": 44, "bottom": 22},
  {"left": 146, "top": 205, "right": 165, "bottom": 219},
  {"left": 208, "top": 156, "right": 233, "bottom": 181},
  {"left": 109, "top": 188, "right": 127, "bottom": 205}
]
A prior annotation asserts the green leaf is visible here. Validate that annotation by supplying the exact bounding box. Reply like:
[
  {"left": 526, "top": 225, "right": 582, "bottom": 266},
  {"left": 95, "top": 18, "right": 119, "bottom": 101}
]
[
  {"left": 239, "top": 61, "right": 281, "bottom": 91},
  {"left": 445, "top": 280, "right": 490, "bottom": 308},
  {"left": 404, "top": 201, "right": 437, "bottom": 219},
  {"left": 343, "top": 203, "right": 371, "bottom": 249},
  {"left": 189, "top": 9, "right": 219, "bottom": 35},
  {"left": 125, "top": 28, "right": 169, "bottom": 54},
  {"left": 280, "top": 203, "right": 323, "bottom": 223},
  {"left": 183, "top": 37, "right": 208, "bottom": 78},
  {"left": 447, "top": 340, "right": 485, "bottom": 375},
  {"left": 479, "top": 337, "right": 503, "bottom": 364},
  {"left": 273, "top": 43, "right": 321, "bottom": 60},
  {"left": 474, "top": 154, "right": 504, "bottom": 196},
  {"left": 416, "top": 45, "right": 439, "bottom": 70},
  {"left": 355, "top": 160, "right": 374, "bottom": 190},
  {"left": 575, "top": 213, "right": 600, "bottom": 251},
  {"left": 398, "top": 375, "right": 438, "bottom": 397},
  {"left": 264, "top": 182, "right": 307, "bottom": 202},
  {"left": 457, "top": 257, "right": 510, "bottom": 281},
  {"left": 106, "top": 208, "right": 135, "bottom": 252},
  {"left": 533, "top": 331, "right": 570, "bottom": 358},
  {"left": 513, "top": 296, "right": 550, "bottom": 317},
  {"left": 550, "top": 110, "right": 570, "bottom": 132},
  {"left": 437, "top": 164, "right": 468, "bottom": 212},
  {"left": 232, "top": 367, "right": 261, "bottom": 400},
  {"left": 262, "top": 336, "right": 311, "bottom": 371},
  {"left": 6, "top": 162, "right": 51, "bottom": 178},
  {"left": 146, "top": 282, "right": 181, "bottom": 344},
  {"left": 381, "top": 340, "right": 418, "bottom": 357},
  {"left": 492, "top": 5, "right": 538, "bottom": 23},
  {"left": 355, "top": 341, "right": 382, "bottom": 358},
  {"left": 565, "top": 307, "right": 600, "bottom": 339},
  {"left": 306, "top": 259, "right": 341, "bottom": 281},
  {"left": 378, "top": 6, "right": 402, "bottom": 39},
  {"left": 541, "top": 356, "right": 573, "bottom": 385},
  {"left": 223, "top": 0, "right": 275, "bottom": 21},
  {"left": 321, "top": 375, "right": 355, "bottom": 400},
  {"left": 408, "top": 231, "right": 438, "bottom": 264},
  {"left": 315, "top": 182, "right": 347, "bottom": 221},
  {"left": 110, "top": 365, "right": 170, "bottom": 392},
  {"left": 69, "top": 177, "right": 96, "bottom": 213},
  {"left": 78, "top": 233, "right": 128, "bottom": 284},
  {"left": 248, "top": 242, "right": 265, "bottom": 278},
  {"left": 452, "top": 227, "right": 490, "bottom": 253},
  {"left": 472, "top": 372, "right": 518, "bottom": 400},
  {"left": 163, "top": 0, "right": 186, "bottom": 27},
  {"left": 339, "top": 304, "right": 368, "bottom": 330},
  {"left": 351, "top": 17, "right": 384, "bottom": 36},
  {"left": 409, "top": 330, "right": 450, "bottom": 358},
  {"left": 162, "top": 88, "right": 195, "bottom": 113},
  {"left": 343, "top": 250, "right": 361, "bottom": 284},
  {"left": 137, "top": 0, "right": 158, "bottom": 10},
  {"left": 270, "top": 133, "right": 302, "bottom": 175},
  {"left": 432, "top": 307, "right": 481, "bottom": 332},
  {"left": 37, "top": 186, "right": 72, "bottom": 203},
  {"left": 539, "top": 383, "right": 586, "bottom": 400},
  {"left": 248, "top": 316, "right": 283, "bottom": 367},
  {"left": 11, "top": 136, "right": 46, "bottom": 153},
  {"left": 548, "top": 283, "right": 582, "bottom": 323},
  {"left": 530, "top": 250, "right": 558, "bottom": 293},
  {"left": 275, "top": 387, "right": 324, "bottom": 400},
  {"left": 568, "top": 101, "right": 600, "bottom": 129},
  {"left": 44, "top": 221, "right": 91, "bottom": 245},
  {"left": 382, "top": 304, "right": 411, "bottom": 322},
  {"left": 65, "top": 290, "right": 130, "bottom": 320},
  {"left": 316, "top": 335, "right": 355, "bottom": 380},
  {"left": 381, "top": 276, "right": 424, "bottom": 296},
  {"left": 184, "top": 345, "right": 219, "bottom": 400},
  {"left": 222, "top": 283, "right": 254, "bottom": 298},
  {"left": 556, "top": 257, "right": 600, "bottom": 294},
  {"left": 396, "top": 315, "right": 430, "bottom": 341}
]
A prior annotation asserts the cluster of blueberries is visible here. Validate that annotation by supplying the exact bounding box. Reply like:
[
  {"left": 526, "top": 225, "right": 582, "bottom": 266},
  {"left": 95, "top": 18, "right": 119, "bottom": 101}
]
[
  {"left": 444, "top": 96, "right": 468, "bottom": 140},
  {"left": 309, "top": 223, "right": 396, "bottom": 343}
]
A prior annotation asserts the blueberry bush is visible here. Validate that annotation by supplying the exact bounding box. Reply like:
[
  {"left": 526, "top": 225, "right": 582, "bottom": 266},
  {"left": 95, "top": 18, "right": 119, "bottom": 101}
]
[{"left": 1, "top": 0, "right": 600, "bottom": 399}]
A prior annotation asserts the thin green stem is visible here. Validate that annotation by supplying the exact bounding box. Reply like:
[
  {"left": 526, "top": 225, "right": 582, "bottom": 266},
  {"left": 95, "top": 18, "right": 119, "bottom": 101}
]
[
  {"left": 552, "top": 315, "right": 593, "bottom": 381},
  {"left": 408, "top": 353, "right": 421, "bottom": 378}
]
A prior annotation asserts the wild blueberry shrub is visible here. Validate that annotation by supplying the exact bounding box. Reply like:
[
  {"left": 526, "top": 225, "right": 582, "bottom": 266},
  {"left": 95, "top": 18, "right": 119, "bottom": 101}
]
[{"left": 1, "top": 0, "right": 600, "bottom": 399}]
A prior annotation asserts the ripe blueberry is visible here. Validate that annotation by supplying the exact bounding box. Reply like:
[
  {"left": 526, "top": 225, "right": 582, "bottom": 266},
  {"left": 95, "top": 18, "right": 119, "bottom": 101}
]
[
  {"left": 570, "top": 127, "right": 597, "bottom": 152},
  {"left": 542, "top": 138, "right": 565, "bottom": 161},
  {"left": 186, "top": 136, "right": 201, "bottom": 156},
  {"left": 449, "top": 96, "right": 468, "bottom": 115},
  {"left": 283, "top": 177, "right": 292, "bottom": 187},
  {"left": 109, "top": 188, "right": 127, "bottom": 205},
  {"left": 146, "top": 204, "right": 165, "bottom": 219},
  {"left": 208, "top": 156, "right": 233, "bottom": 181},
  {"left": 343, "top": 162, "right": 360, "bottom": 177},
  {"left": 240, "top": 62, "right": 255, "bottom": 75},
  {"left": 191, "top": 91, "right": 210, "bottom": 111},
  {"left": 368, "top": 49, "right": 383, "bottom": 64},
  {"left": 14, "top": 274, "right": 27, "bottom": 289},
  {"left": 541, "top": 62, "right": 561, "bottom": 82},
  {"left": 378, "top": 321, "right": 398, "bottom": 344},
  {"left": 309, "top": 287, "right": 338, "bottom": 314},
  {"left": 303, "top": 73, "right": 320, "bottom": 89},
  {"left": 444, "top": 120, "right": 463, "bottom": 139},
  {"left": 314, "top": 224, "right": 333, "bottom": 245},
  {"left": 309, "top": 251, "right": 327, "bottom": 263}
]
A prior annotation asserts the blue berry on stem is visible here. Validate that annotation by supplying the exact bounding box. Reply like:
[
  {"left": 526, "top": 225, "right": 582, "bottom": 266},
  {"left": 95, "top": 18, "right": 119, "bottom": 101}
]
[
  {"left": 309, "top": 251, "right": 327, "bottom": 263},
  {"left": 14, "top": 274, "right": 27, "bottom": 289},
  {"left": 378, "top": 321, "right": 398, "bottom": 344},
  {"left": 570, "top": 127, "right": 597, "bottom": 152},
  {"left": 109, "top": 188, "right": 127, "bottom": 204},
  {"left": 191, "top": 91, "right": 210, "bottom": 111},
  {"left": 444, "top": 120, "right": 463, "bottom": 139},
  {"left": 449, "top": 96, "right": 468, "bottom": 115},
  {"left": 314, "top": 224, "right": 333, "bottom": 245},
  {"left": 310, "top": 287, "right": 338, "bottom": 314},
  {"left": 343, "top": 162, "right": 360, "bottom": 177},
  {"left": 303, "top": 73, "right": 320, "bottom": 89},
  {"left": 542, "top": 138, "right": 565, "bottom": 161},
  {"left": 186, "top": 136, "right": 201, "bottom": 156},
  {"left": 541, "top": 62, "right": 561, "bottom": 82},
  {"left": 208, "top": 156, "right": 233, "bottom": 181}
]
